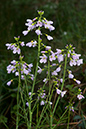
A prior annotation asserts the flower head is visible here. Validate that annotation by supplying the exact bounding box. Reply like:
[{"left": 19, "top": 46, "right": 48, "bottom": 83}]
[
  {"left": 22, "top": 30, "right": 28, "bottom": 36},
  {"left": 77, "top": 94, "right": 85, "bottom": 100},
  {"left": 49, "top": 54, "right": 56, "bottom": 62},
  {"left": 7, "top": 80, "right": 13, "bottom": 86},
  {"left": 26, "top": 40, "right": 37, "bottom": 47},
  {"left": 40, "top": 100, "right": 45, "bottom": 105},
  {"left": 40, "top": 54, "right": 47, "bottom": 63},
  {"left": 35, "top": 29, "right": 42, "bottom": 35},
  {"left": 47, "top": 35, "right": 53, "bottom": 40}
]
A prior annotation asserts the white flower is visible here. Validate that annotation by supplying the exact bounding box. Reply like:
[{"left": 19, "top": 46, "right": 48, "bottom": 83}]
[
  {"left": 77, "top": 94, "right": 85, "bottom": 100},
  {"left": 47, "top": 35, "right": 53, "bottom": 40},
  {"left": 56, "top": 67, "right": 61, "bottom": 72},
  {"left": 61, "top": 91, "right": 67, "bottom": 97},
  {"left": 40, "top": 100, "right": 45, "bottom": 105}
]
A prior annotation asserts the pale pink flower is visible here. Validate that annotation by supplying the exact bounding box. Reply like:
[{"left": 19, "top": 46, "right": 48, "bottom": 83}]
[{"left": 77, "top": 94, "right": 84, "bottom": 100}]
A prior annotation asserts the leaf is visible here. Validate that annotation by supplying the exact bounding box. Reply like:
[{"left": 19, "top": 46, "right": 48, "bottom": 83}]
[{"left": 73, "top": 115, "right": 81, "bottom": 120}]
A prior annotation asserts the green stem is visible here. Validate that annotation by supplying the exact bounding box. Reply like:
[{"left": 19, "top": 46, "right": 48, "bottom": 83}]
[
  {"left": 48, "top": 52, "right": 53, "bottom": 129},
  {"left": 29, "top": 29, "right": 41, "bottom": 129},
  {"left": 16, "top": 68, "right": 21, "bottom": 129},
  {"left": 53, "top": 50, "right": 68, "bottom": 115},
  {"left": 52, "top": 108, "right": 68, "bottom": 129},
  {"left": 20, "top": 90, "right": 29, "bottom": 128},
  {"left": 36, "top": 103, "right": 39, "bottom": 124}
]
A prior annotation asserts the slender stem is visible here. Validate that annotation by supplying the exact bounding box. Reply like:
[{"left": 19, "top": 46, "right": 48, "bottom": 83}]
[
  {"left": 36, "top": 103, "right": 39, "bottom": 124},
  {"left": 20, "top": 90, "right": 29, "bottom": 128},
  {"left": 53, "top": 50, "right": 68, "bottom": 115},
  {"left": 52, "top": 108, "right": 68, "bottom": 129},
  {"left": 29, "top": 28, "right": 41, "bottom": 129},
  {"left": 48, "top": 52, "right": 53, "bottom": 129},
  {"left": 31, "top": 34, "right": 40, "bottom": 95},
  {"left": 16, "top": 68, "right": 21, "bottom": 129}
]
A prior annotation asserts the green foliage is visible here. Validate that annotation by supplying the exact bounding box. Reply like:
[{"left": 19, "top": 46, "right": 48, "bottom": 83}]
[{"left": 0, "top": 0, "right": 86, "bottom": 128}]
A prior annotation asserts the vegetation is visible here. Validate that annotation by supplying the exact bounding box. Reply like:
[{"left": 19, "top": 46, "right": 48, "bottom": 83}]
[{"left": 0, "top": 0, "right": 86, "bottom": 128}]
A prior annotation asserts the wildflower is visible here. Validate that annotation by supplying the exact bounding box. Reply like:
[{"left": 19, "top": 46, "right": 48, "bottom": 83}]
[
  {"left": 55, "top": 49, "right": 62, "bottom": 54},
  {"left": 35, "top": 29, "right": 42, "bottom": 35},
  {"left": 11, "top": 60, "right": 16, "bottom": 65},
  {"left": 23, "top": 69, "right": 29, "bottom": 75},
  {"left": 69, "top": 106, "right": 74, "bottom": 112},
  {"left": 26, "top": 102, "right": 29, "bottom": 106},
  {"left": 74, "top": 79, "right": 81, "bottom": 84},
  {"left": 47, "top": 35, "right": 53, "bottom": 40},
  {"left": 21, "top": 75, "right": 24, "bottom": 80},
  {"left": 26, "top": 19, "right": 32, "bottom": 23},
  {"left": 52, "top": 71, "right": 58, "bottom": 76},
  {"left": 56, "top": 88, "right": 66, "bottom": 97},
  {"left": 43, "top": 78, "right": 48, "bottom": 84},
  {"left": 48, "top": 25, "right": 55, "bottom": 31},
  {"left": 56, "top": 67, "right": 61, "bottom": 72},
  {"left": 77, "top": 59, "right": 83, "bottom": 66},
  {"left": 52, "top": 63, "right": 56, "bottom": 66},
  {"left": 21, "top": 42, "right": 25, "bottom": 46},
  {"left": 28, "top": 24, "right": 35, "bottom": 30},
  {"left": 37, "top": 66, "right": 42, "bottom": 74},
  {"left": 7, "top": 64, "right": 16, "bottom": 74},
  {"left": 15, "top": 72, "right": 19, "bottom": 76},
  {"left": 28, "top": 92, "right": 32, "bottom": 98},
  {"left": 68, "top": 70, "right": 74, "bottom": 79},
  {"left": 6, "top": 43, "right": 12, "bottom": 50},
  {"left": 69, "top": 59, "right": 76, "bottom": 66},
  {"left": 40, "top": 93, "right": 46, "bottom": 98},
  {"left": 40, "top": 54, "right": 47, "bottom": 63},
  {"left": 60, "top": 78, "right": 63, "bottom": 83},
  {"left": 33, "top": 17, "right": 37, "bottom": 21},
  {"left": 22, "top": 30, "right": 28, "bottom": 36},
  {"left": 7, "top": 80, "right": 13, "bottom": 86},
  {"left": 69, "top": 73, "right": 74, "bottom": 79},
  {"left": 28, "top": 92, "right": 31, "bottom": 96},
  {"left": 45, "top": 46, "right": 51, "bottom": 51},
  {"left": 6, "top": 43, "right": 21, "bottom": 54},
  {"left": 49, "top": 54, "right": 56, "bottom": 62},
  {"left": 57, "top": 54, "right": 64, "bottom": 63},
  {"left": 61, "top": 91, "right": 67, "bottom": 97},
  {"left": 77, "top": 94, "right": 85, "bottom": 100},
  {"left": 43, "top": 19, "right": 55, "bottom": 31},
  {"left": 72, "top": 53, "right": 81, "bottom": 60},
  {"left": 30, "top": 74, "right": 34, "bottom": 80},
  {"left": 36, "top": 21, "right": 43, "bottom": 27},
  {"left": 13, "top": 47, "right": 21, "bottom": 54},
  {"left": 56, "top": 88, "right": 61, "bottom": 94},
  {"left": 40, "top": 100, "right": 45, "bottom": 106},
  {"left": 26, "top": 40, "right": 37, "bottom": 47},
  {"left": 28, "top": 63, "right": 33, "bottom": 68},
  {"left": 41, "top": 51, "right": 46, "bottom": 54}
]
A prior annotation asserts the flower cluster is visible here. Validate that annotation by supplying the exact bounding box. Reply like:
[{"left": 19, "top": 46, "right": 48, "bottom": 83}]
[
  {"left": 56, "top": 88, "right": 67, "bottom": 97},
  {"left": 77, "top": 88, "right": 85, "bottom": 100},
  {"left": 22, "top": 10, "right": 55, "bottom": 42},
  {"left": 6, "top": 37, "right": 25, "bottom": 54},
  {"left": 6, "top": 10, "right": 85, "bottom": 121},
  {"left": 6, "top": 59, "right": 34, "bottom": 85},
  {"left": 26, "top": 40, "right": 37, "bottom": 47},
  {"left": 65, "top": 102, "right": 75, "bottom": 112},
  {"left": 37, "top": 88, "right": 52, "bottom": 106}
]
